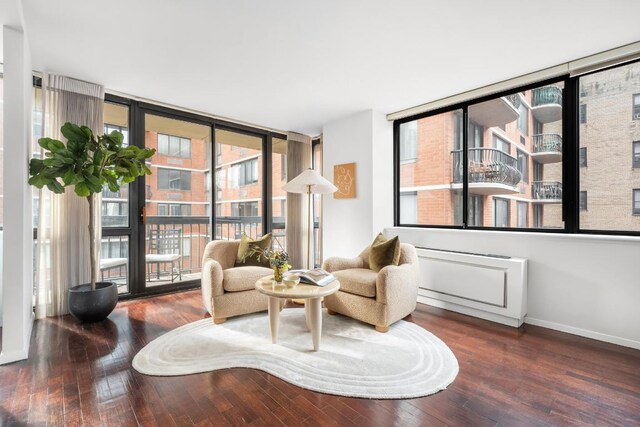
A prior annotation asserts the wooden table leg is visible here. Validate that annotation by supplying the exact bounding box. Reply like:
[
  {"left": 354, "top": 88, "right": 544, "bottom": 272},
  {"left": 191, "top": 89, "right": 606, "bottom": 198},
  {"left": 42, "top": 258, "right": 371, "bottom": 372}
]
[
  {"left": 308, "top": 297, "right": 322, "bottom": 351},
  {"left": 268, "top": 297, "right": 280, "bottom": 344}
]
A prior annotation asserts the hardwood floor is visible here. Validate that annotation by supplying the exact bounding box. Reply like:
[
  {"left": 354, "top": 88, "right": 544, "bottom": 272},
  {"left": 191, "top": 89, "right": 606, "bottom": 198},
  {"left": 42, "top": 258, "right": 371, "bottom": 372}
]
[{"left": 1, "top": 290, "right": 639, "bottom": 426}]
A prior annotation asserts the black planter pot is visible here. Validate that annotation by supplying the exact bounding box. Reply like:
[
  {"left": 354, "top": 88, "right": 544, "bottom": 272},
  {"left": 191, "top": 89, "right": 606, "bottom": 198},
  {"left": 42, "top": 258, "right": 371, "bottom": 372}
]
[{"left": 68, "top": 282, "right": 118, "bottom": 323}]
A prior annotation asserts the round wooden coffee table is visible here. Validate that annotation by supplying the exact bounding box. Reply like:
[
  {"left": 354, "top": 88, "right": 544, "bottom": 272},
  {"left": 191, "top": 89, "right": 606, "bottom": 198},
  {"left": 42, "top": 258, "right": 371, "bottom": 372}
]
[{"left": 255, "top": 276, "right": 340, "bottom": 351}]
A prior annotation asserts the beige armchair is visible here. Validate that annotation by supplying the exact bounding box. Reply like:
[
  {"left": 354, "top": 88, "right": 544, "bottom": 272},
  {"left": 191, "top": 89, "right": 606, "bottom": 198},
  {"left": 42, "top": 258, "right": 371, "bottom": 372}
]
[
  {"left": 201, "top": 239, "right": 284, "bottom": 324},
  {"left": 322, "top": 243, "right": 419, "bottom": 332}
]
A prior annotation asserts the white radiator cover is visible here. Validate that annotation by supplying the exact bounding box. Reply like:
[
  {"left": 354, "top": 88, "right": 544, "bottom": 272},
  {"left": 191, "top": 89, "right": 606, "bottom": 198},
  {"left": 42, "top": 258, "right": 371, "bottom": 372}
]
[{"left": 416, "top": 248, "right": 527, "bottom": 327}]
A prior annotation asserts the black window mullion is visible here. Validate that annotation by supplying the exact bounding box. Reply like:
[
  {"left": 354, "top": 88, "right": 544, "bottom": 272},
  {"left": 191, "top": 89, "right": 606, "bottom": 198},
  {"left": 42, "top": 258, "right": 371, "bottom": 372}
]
[
  {"left": 563, "top": 76, "right": 579, "bottom": 233},
  {"left": 263, "top": 134, "right": 272, "bottom": 236},
  {"left": 393, "top": 120, "right": 400, "bottom": 226},
  {"left": 462, "top": 106, "right": 469, "bottom": 228}
]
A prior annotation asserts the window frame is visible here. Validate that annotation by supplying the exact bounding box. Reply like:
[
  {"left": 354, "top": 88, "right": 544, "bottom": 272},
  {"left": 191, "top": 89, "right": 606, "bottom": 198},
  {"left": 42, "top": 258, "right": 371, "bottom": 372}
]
[
  {"left": 633, "top": 189, "right": 640, "bottom": 216},
  {"left": 393, "top": 58, "right": 640, "bottom": 237},
  {"left": 633, "top": 141, "right": 640, "bottom": 169}
]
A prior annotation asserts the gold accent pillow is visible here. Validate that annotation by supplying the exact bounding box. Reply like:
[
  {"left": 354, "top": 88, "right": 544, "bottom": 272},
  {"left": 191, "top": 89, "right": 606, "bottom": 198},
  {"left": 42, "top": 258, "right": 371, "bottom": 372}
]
[
  {"left": 236, "top": 233, "right": 272, "bottom": 267},
  {"left": 369, "top": 233, "right": 401, "bottom": 272}
]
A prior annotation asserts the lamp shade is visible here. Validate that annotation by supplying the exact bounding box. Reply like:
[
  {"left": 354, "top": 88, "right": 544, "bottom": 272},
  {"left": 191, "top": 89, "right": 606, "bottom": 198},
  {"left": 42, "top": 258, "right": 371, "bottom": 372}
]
[{"left": 282, "top": 168, "right": 337, "bottom": 194}]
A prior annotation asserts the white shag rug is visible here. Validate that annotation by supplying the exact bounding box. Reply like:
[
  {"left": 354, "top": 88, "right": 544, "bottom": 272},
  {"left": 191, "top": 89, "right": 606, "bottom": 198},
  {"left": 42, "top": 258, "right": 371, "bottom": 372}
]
[{"left": 133, "top": 308, "right": 458, "bottom": 399}]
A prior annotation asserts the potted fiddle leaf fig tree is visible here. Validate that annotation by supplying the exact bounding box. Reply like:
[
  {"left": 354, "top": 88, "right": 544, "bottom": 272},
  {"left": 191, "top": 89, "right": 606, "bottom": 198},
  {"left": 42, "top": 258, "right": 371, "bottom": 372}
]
[{"left": 28, "top": 122, "right": 155, "bottom": 322}]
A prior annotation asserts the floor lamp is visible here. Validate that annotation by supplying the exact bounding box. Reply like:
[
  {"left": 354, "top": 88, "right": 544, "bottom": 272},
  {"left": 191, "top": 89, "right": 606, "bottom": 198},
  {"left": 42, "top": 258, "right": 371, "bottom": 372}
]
[{"left": 282, "top": 168, "right": 337, "bottom": 270}]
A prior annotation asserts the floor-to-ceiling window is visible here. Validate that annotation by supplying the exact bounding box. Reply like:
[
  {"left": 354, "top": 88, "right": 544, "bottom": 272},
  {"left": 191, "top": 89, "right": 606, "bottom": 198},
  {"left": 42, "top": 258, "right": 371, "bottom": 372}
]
[{"left": 214, "top": 127, "right": 264, "bottom": 241}]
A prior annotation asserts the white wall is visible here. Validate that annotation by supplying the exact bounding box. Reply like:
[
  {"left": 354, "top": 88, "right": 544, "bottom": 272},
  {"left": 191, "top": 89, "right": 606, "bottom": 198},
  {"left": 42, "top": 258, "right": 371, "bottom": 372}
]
[
  {"left": 388, "top": 228, "right": 640, "bottom": 349},
  {"left": 0, "top": 21, "right": 34, "bottom": 364},
  {"left": 322, "top": 110, "right": 393, "bottom": 258},
  {"left": 322, "top": 107, "right": 640, "bottom": 350}
]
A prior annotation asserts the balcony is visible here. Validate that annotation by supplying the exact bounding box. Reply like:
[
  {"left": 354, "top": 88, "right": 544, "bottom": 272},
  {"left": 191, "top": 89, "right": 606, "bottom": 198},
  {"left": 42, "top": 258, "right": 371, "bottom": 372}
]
[
  {"left": 468, "top": 97, "right": 520, "bottom": 128},
  {"left": 452, "top": 148, "right": 522, "bottom": 195},
  {"left": 532, "top": 86, "right": 562, "bottom": 123},
  {"left": 531, "top": 181, "right": 562, "bottom": 203},
  {"left": 532, "top": 133, "right": 562, "bottom": 164}
]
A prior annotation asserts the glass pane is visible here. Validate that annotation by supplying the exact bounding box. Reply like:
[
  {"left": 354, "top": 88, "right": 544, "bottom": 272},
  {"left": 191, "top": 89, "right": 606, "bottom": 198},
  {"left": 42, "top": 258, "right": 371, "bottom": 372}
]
[
  {"left": 99, "top": 236, "right": 130, "bottom": 294},
  {"left": 467, "top": 83, "right": 564, "bottom": 229},
  {"left": 103, "top": 102, "right": 130, "bottom": 227},
  {"left": 214, "top": 128, "right": 263, "bottom": 241},
  {"left": 579, "top": 61, "right": 640, "bottom": 231},
  {"left": 399, "top": 110, "right": 463, "bottom": 226},
  {"left": 145, "top": 114, "right": 211, "bottom": 287},
  {"left": 272, "top": 137, "right": 287, "bottom": 251}
]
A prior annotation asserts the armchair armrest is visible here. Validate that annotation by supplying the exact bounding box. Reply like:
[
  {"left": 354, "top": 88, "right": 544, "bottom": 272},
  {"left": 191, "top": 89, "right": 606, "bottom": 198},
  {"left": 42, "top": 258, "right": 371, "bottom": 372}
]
[
  {"left": 322, "top": 256, "right": 365, "bottom": 273},
  {"left": 201, "top": 258, "right": 224, "bottom": 315},
  {"left": 375, "top": 263, "right": 418, "bottom": 305},
  {"left": 201, "top": 239, "right": 240, "bottom": 270}
]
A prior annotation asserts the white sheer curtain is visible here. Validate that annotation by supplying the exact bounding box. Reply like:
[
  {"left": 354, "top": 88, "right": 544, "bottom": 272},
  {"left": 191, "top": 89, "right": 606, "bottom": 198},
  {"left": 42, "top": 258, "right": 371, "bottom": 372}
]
[
  {"left": 285, "top": 131, "right": 312, "bottom": 269},
  {"left": 35, "top": 74, "right": 104, "bottom": 318}
]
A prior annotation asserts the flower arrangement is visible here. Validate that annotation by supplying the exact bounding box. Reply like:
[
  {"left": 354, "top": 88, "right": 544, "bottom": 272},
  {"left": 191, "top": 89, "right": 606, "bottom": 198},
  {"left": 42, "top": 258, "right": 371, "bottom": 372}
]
[{"left": 247, "top": 246, "right": 291, "bottom": 282}]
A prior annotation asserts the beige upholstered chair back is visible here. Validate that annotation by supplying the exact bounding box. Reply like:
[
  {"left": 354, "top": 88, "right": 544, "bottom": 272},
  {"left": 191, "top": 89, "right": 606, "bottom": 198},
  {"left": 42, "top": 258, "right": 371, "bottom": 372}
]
[{"left": 202, "top": 239, "right": 240, "bottom": 271}]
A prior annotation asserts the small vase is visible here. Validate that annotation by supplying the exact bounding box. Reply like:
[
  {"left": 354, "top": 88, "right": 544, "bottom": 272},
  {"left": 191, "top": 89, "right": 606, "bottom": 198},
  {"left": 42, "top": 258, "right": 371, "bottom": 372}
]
[{"left": 273, "top": 266, "right": 286, "bottom": 283}]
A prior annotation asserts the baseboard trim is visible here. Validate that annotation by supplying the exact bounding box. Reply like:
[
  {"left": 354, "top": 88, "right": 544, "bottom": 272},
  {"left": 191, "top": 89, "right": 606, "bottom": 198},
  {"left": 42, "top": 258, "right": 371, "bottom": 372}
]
[{"left": 524, "top": 317, "right": 640, "bottom": 351}]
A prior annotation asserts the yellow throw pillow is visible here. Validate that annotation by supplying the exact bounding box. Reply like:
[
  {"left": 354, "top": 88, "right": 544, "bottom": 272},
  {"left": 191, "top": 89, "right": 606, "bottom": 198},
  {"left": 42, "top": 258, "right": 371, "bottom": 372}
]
[
  {"left": 369, "top": 233, "right": 401, "bottom": 272},
  {"left": 236, "top": 233, "right": 272, "bottom": 267}
]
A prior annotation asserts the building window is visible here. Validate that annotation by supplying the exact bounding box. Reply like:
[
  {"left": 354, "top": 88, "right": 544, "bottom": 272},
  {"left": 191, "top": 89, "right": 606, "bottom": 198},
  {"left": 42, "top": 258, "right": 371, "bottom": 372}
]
[
  {"left": 204, "top": 171, "right": 211, "bottom": 192},
  {"left": 157, "top": 169, "right": 192, "bottom": 191},
  {"left": 493, "top": 135, "right": 510, "bottom": 154},
  {"left": 633, "top": 94, "right": 640, "bottom": 120},
  {"left": 468, "top": 195, "right": 483, "bottom": 226},
  {"left": 157, "top": 203, "right": 191, "bottom": 216},
  {"left": 634, "top": 189, "right": 640, "bottom": 215},
  {"left": 399, "top": 121, "right": 417, "bottom": 162},
  {"left": 231, "top": 158, "right": 259, "bottom": 187},
  {"left": 399, "top": 191, "right": 418, "bottom": 224},
  {"left": 517, "top": 150, "right": 528, "bottom": 182},
  {"left": 633, "top": 141, "right": 640, "bottom": 168},
  {"left": 468, "top": 121, "right": 483, "bottom": 148},
  {"left": 158, "top": 133, "right": 191, "bottom": 158},
  {"left": 579, "top": 191, "right": 587, "bottom": 211},
  {"left": 533, "top": 205, "right": 543, "bottom": 228},
  {"left": 517, "top": 103, "right": 528, "bottom": 136},
  {"left": 579, "top": 104, "right": 587, "bottom": 124},
  {"left": 579, "top": 147, "right": 588, "bottom": 167},
  {"left": 494, "top": 199, "right": 509, "bottom": 227},
  {"left": 231, "top": 201, "right": 258, "bottom": 217},
  {"left": 517, "top": 202, "right": 528, "bottom": 228}
]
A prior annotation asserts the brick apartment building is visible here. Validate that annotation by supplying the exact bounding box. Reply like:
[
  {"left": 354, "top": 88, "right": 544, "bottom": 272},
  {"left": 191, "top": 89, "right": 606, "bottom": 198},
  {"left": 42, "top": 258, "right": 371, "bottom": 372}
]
[{"left": 399, "top": 61, "right": 640, "bottom": 231}]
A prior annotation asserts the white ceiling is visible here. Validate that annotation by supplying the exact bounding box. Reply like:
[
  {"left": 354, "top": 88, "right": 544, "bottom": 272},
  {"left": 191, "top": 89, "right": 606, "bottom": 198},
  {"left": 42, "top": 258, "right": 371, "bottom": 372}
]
[{"left": 19, "top": 0, "right": 640, "bottom": 135}]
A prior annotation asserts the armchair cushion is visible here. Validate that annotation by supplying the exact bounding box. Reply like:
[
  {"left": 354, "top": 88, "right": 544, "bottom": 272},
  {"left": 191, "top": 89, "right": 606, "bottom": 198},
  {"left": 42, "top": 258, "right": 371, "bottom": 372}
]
[
  {"left": 223, "top": 266, "right": 273, "bottom": 292},
  {"left": 369, "top": 233, "right": 400, "bottom": 272},
  {"left": 333, "top": 268, "right": 378, "bottom": 298},
  {"left": 235, "top": 233, "right": 272, "bottom": 267}
]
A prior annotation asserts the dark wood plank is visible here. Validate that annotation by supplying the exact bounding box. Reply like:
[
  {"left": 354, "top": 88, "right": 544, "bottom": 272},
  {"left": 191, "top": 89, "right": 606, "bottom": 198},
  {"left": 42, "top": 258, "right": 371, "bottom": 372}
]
[{"left": 0, "top": 289, "right": 638, "bottom": 426}]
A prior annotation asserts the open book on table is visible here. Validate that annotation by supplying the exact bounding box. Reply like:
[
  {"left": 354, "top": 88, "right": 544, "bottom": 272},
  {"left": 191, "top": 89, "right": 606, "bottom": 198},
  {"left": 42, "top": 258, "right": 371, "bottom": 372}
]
[{"left": 286, "top": 268, "right": 336, "bottom": 287}]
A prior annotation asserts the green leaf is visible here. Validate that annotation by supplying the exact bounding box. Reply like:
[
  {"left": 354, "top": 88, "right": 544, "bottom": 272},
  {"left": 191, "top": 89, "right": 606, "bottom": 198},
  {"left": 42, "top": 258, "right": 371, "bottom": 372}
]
[
  {"left": 43, "top": 158, "right": 65, "bottom": 168},
  {"left": 74, "top": 181, "right": 91, "bottom": 197},
  {"left": 29, "top": 158, "right": 45, "bottom": 175},
  {"left": 61, "top": 122, "right": 91, "bottom": 144},
  {"left": 38, "top": 137, "right": 61, "bottom": 151},
  {"left": 46, "top": 180, "right": 65, "bottom": 194},
  {"left": 62, "top": 168, "right": 76, "bottom": 185}
]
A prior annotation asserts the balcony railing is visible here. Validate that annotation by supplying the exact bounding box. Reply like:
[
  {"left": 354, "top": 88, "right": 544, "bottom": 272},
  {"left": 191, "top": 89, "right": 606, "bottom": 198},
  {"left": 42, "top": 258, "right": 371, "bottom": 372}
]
[
  {"left": 532, "top": 181, "right": 562, "bottom": 201},
  {"left": 505, "top": 93, "right": 521, "bottom": 110},
  {"left": 532, "top": 86, "right": 562, "bottom": 107},
  {"left": 532, "top": 134, "right": 562, "bottom": 153},
  {"left": 452, "top": 148, "right": 522, "bottom": 187}
]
